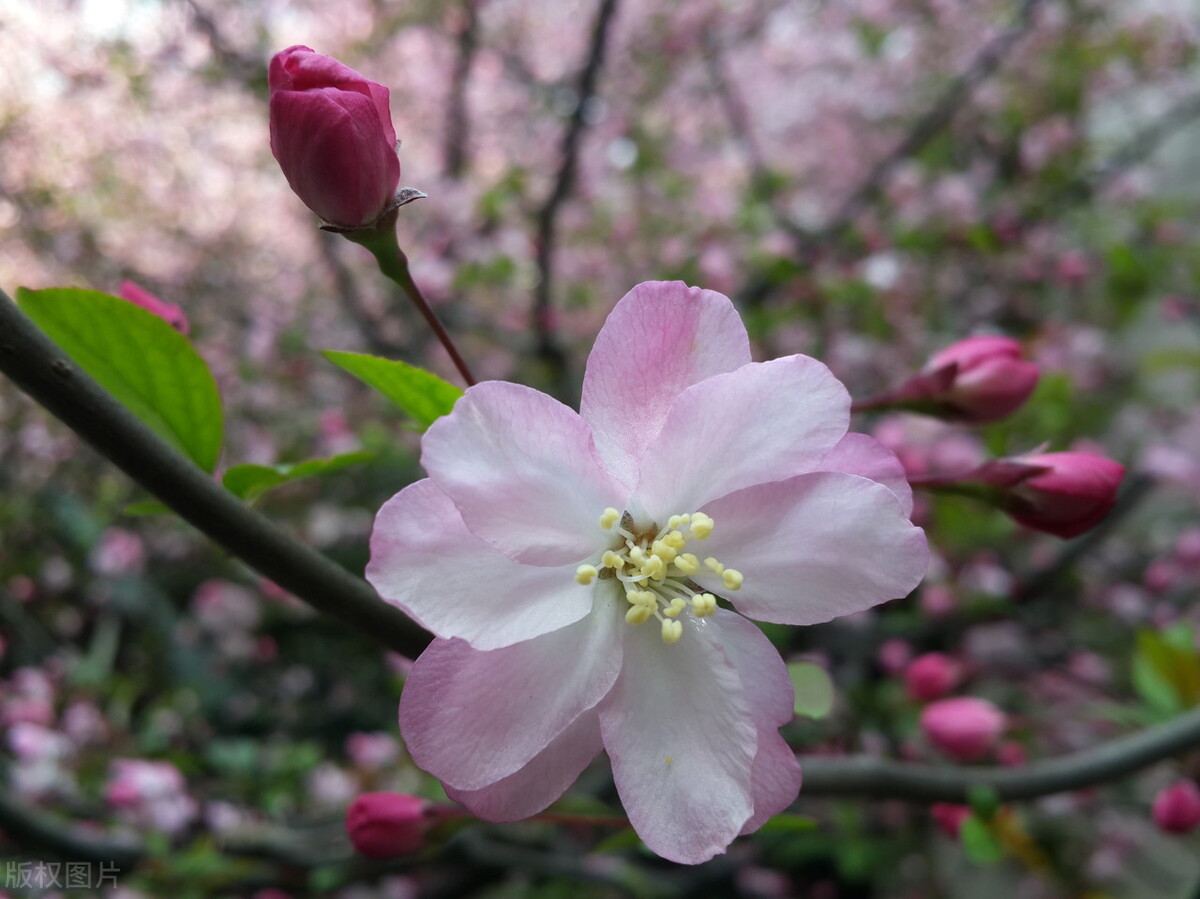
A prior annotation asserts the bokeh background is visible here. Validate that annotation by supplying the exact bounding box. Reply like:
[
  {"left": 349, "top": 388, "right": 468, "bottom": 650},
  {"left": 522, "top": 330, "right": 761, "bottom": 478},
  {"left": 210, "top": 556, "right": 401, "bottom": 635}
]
[{"left": 3, "top": 0, "right": 1200, "bottom": 895}]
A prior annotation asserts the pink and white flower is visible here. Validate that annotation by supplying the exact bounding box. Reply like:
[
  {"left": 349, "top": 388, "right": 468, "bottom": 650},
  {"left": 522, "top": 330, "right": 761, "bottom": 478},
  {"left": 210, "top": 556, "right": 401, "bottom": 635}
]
[{"left": 368, "top": 282, "right": 928, "bottom": 863}]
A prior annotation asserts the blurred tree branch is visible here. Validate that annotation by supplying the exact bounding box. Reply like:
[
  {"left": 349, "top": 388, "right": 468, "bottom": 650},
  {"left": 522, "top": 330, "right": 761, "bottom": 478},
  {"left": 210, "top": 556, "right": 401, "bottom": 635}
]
[
  {"left": 799, "top": 0, "right": 1047, "bottom": 251},
  {"left": 443, "top": 0, "right": 483, "bottom": 179},
  {"left": 802, "top": 702, "right": 1200, "bottom": 801},
  {"left": 531, "top": 0, "right": 621, "bottom": 397},
  {"left": 0, "top": 290, "right": 430, "bottom": 660}
]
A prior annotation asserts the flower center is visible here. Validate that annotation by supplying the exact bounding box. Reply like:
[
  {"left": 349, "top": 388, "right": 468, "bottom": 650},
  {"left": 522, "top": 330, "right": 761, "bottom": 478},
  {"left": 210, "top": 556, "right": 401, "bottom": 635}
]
[{"left": 574, "top": 508, "right": 743, "bottom": 645}]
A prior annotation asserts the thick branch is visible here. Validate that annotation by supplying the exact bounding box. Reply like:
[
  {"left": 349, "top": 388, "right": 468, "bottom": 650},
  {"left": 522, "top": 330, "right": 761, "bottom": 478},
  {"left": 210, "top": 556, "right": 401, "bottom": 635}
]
[
  {"left": 0, "top": 290, "right": 430, "bottom": 659},
  {"left": 802, "top": 703, "right": 1200, "bottom": 801},
  {"left": 531, "top": 0, "right": 620, "bottom": 393}
]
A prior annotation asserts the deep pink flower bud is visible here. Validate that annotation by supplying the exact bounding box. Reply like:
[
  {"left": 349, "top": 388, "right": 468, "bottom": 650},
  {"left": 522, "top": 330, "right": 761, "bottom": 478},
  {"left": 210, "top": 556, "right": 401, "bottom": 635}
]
[
  {"left": 118, "top": 281, "right": 189, "bottom": 335},
  {"left": 920, "top": 336, "right": 1040, "bottom": 423},
  {"left": 931, "top": 803, "right": 971, "bottom": 838},
  {"left": 1005, "top": 452, "right": 1126, "bottom": 539},
  {"left": 268, "top": 46, "right": 400, "bottom": 229},
  {"left": 905, "top": 652, "right": 961, "bottom": 702},
  {"left": 920, "top": 697, "right": 1005, "bottom": 761},
  {"left": 346, "top": 792, "right": 429, "bottom": 858},
  {"left": 1152, "top": 781, "right": 1200, "bottom": 834}
]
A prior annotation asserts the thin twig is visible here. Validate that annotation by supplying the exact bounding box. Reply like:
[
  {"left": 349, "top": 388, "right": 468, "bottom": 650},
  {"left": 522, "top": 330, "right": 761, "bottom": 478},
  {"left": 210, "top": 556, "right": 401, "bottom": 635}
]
[
  {"left": 0, "top": 290, "right": 430, "bottom": 659},
  {"left": 531, "top": 0, "right": 620, "bottom": 395}
]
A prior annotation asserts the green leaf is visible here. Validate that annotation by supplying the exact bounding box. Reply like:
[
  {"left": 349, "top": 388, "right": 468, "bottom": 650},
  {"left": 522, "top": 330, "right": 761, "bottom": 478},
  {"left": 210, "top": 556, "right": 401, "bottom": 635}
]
[
  {"left": 758, "top": 813, "right": 819, "bottom": 834},
  {"left": 323, "top": 350, "right": 462, "bottom": 429},
  {"left": 222, "top": 451, "right": 374, "bottom": 502},
  {"left": 123, "top": 500, "right": 171, "bottom": 517},
  {"left": 788, "top": 661, "right": 835, "bottom": 719},
  {"left": 960, "top": 814, "right": 1006, "bottom": 865},
  {"left": 967, "top": 785, "right": 1001, "bottom": 821},
  {"left": 592, "top": 827, "right": 642, "bottom": 853},
  {"left": 17, "top": 287, "right": 222, "bottom": 471}
]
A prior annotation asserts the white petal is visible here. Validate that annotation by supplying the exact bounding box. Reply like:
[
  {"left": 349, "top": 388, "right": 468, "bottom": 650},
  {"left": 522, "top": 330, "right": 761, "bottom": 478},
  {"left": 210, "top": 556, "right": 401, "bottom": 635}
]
[
  {"left": 635, "top": 356, "right": 849, "bottom": 520},
  {"left": 367, "top": 480, "right": 593, "bottom": 650},
  {"left": 598, "top": 613, "right": 756, "bottom": 864}
]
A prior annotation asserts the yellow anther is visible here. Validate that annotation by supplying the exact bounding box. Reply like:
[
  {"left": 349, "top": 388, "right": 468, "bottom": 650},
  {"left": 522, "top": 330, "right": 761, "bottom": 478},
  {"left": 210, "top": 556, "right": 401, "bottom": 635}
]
[
  {"left": 651, "top": 540, "right": 678, "bottom": 564},
  {"left": 575, "top": 564, "right": 599, "bottom": 585},
  {"left": 629, "top": 546, "right": 648, "bottom": 566},
  {"left": 627, "top": 590, "right": 656, "bottom": 607},
  {"left": 661, "top": 619, "right": 683, "bottom": 644},
  {"left": 601, "top": 550, "right": 625, "bottom": 570},
  {"left": 690, "top": 513, "right": 714, "bottom": 540},
  {"left": 704, "top": 557, "right": 725, "bottom": 575},
  {"left": 642, "top": 555, "right": 666, "bottom": 580},
  {"left": 722, "top": 569, "right": 744, "bottom": 591},
  {"left": 626, "top": 605, "right": 652, "bottom": 625},
  {"left": 667, "top": 514, "right": 691, "bottom": 529},
  {"left": 599, "top": 507, "right": 621, "bottom": 529},
  {"left": 692, "top": 593, "right": 717, "bottom": 617},
  {"left": 664, "top": 530, "right": 687, "bottom": 549},
  {"left": 674, "top": 553, "right": 700, "bottom": 575},
  {"left": 663, "top": 597, "right": 687, "bottom": 618}
]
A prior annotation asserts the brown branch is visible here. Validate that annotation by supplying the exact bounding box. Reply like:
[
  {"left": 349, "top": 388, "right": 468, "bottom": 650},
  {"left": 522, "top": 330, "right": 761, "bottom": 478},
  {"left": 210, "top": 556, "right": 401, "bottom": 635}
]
[
  {"left": 531, "top": 0, "right": 621, "bottom": 396},
  {"left": 443, "top": 0, "right": 483, "bottom": 179}
]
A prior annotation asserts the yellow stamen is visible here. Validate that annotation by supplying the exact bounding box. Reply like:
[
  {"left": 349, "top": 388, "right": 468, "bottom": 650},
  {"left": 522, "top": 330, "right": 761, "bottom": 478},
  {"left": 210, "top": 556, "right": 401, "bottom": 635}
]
[
  {"left": 661, "top": 619, "right": 683, "bottom": 644},
  {"left": 575, "top": 564, "right": 598, "bottom": 585},
  {"left": 599, "top": 507, "right": 621, "bottom": 529},
  {"left": 722, "top": 569, "right": 744, "bottom": 591}
]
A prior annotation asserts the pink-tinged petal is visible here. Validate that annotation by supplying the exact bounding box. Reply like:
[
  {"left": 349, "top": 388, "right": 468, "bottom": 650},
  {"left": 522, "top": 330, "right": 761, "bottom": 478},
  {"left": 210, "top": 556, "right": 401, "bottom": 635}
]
[
  {"left": 739, "top": 730, "right": 802, "bottom": 835},
  {"left": 819, "top": 433, "right": 913, "bottom": 516},
  {"left": 713, "top": 611, "right": 802, "bottom": 834},
  {"left": 713, "top": 610, "right": 793, "bottom": 727},
  {"left": 422, "top": 382, "right": 628, "bottom": 566},
  {"left": 367, "top": 480, "right": 591, "bottom": 650},
  {"left": 580, "top": 282, "right": 751, "bottom": 484},
  {"left": 446, "top": 712, "right": 603, "bottom": 822},
  {"left": 696, "top": 472, "right": 928, "bottom": 626},
  {"left": 635, "top": 356, "right": 850, "bottom": 519},
  {"left": 598, "top": 613, "right": 756, "bottom": 864},
  {"left": 399, "top": 589, "right": 622, "bottom": 791}
]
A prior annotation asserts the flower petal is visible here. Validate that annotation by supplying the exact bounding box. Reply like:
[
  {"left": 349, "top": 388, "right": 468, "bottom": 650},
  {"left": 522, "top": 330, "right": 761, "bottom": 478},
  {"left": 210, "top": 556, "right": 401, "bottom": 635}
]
[
  {"left": 422, "top": 382, "right": 627, "bottom": 566},
  {"left": 445, "top": 711, "right": 603, "bottom": 822},
  {"left": 635, "top": 356, "right": 850, "bottom": 519},
  {"left": 739, "top": 730, "right": 802, "bottom": 835},
  {"left": 398, "top": 588, "right": 622, "bottom": 791},
  {"left": 714, "top": 611, "right": 802, "bottom": 835},
  {"left": 696, "top": 472, "right": 928, "bottom": 626},
  {"left": 580, "top": 282, "right": 751, "bottom": 485},
  {"left": 598, "top": 613, "right": 756, "bottom": 864},
  {"left": 819, "top": 432, "right": 914, "bottom": 516},
  {"left": 367, "top": 479, "right": 592, "bottom": 650}
]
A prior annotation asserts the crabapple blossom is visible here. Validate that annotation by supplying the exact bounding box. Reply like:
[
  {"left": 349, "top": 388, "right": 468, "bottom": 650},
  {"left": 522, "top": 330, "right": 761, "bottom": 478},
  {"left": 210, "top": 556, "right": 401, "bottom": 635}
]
[
  {"left": 268, "top": 46, "right": 401, "bottom": 229},
  {"left": 104, "top": 759, "right": 197, "bottom": 836},
  {"left": 368, "top": 281, "right": 928, "bottom": 863},
  {"left": 1002, "top": 452, "right": 1126, "bottom": 539},
  {"left": 1152, "top": 780, "right": 1200, "bottom": 834},
  {"left": 904, "top": 652, "right": 961, "bottom": 702},
  {"left": 919, "top": 337, "right": 1040, "bottom": 423},
  {"left": 920, "top": 697, "right": 1006, "bottom": 762},
  {"left": 346, "top": 792, "right": 430, "bottom": 858}
]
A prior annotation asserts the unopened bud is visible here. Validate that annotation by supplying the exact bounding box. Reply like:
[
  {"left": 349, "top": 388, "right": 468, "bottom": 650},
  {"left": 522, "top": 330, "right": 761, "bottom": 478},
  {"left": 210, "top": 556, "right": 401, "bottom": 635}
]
[{"left": 346, "top": 792, "right": 429, "bottom": 858}]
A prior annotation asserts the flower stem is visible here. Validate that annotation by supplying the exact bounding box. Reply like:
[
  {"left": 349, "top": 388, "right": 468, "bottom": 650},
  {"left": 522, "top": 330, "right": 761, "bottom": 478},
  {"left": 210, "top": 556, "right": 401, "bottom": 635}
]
[{"left": 347, "top": 222, "right": 477, "bottom": 387}]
